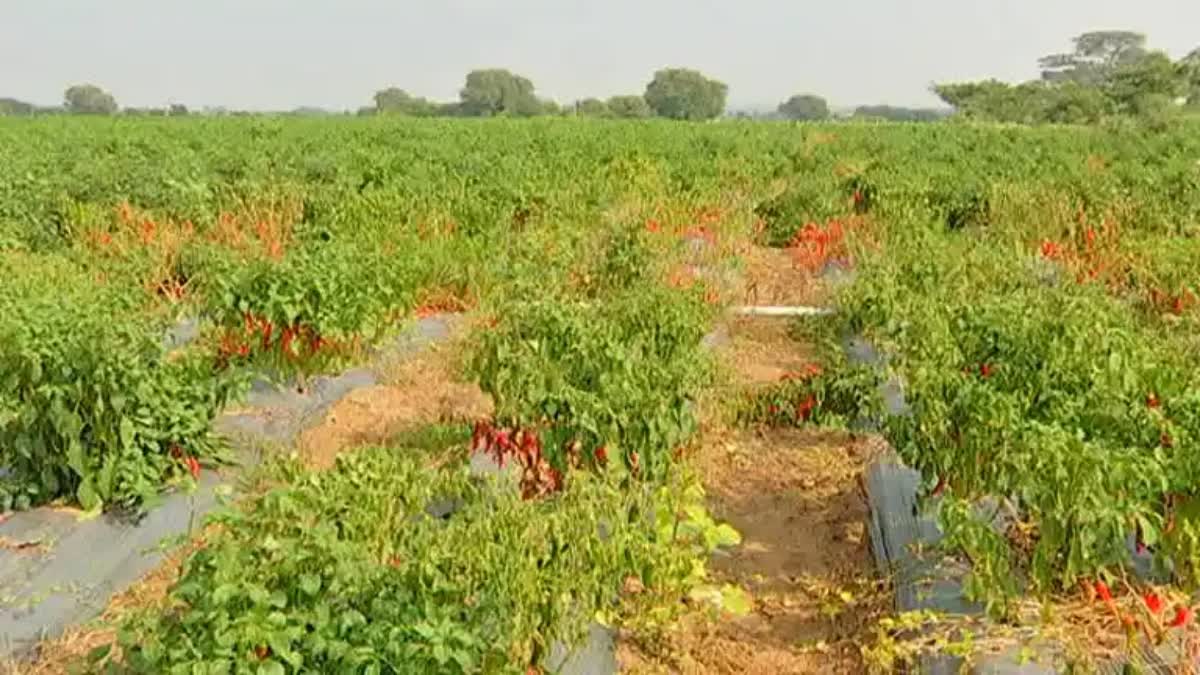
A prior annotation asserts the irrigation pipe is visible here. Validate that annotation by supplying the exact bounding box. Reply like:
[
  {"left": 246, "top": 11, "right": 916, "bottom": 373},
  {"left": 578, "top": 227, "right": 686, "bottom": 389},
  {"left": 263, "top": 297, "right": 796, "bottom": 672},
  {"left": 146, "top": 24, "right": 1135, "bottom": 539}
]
[{"left": 732, "top": 305, "right": 835, "bottom": 317}]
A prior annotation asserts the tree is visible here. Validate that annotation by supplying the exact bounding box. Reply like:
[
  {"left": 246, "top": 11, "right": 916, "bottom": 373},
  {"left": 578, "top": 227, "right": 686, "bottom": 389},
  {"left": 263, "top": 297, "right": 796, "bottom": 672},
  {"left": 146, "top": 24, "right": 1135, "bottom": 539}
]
[
  {"left": 373, "top": 87, "right": 438, "bottom": 116},
  {"left": 934, "top": 80, "right": 1055, "bottom": 123},
  {"left": 606, "top": 95, "right": 652, "bottom": 118},
  {"left": 63, "top": 84, "right": 118, "bottom": 114},
  {"left": 0, "top": 97, "right": 35, "bottom": 115},
  {"left": 777, "top": 94, "right": 830, "bottom": 121},
  {"left": 458, "top": 69, "right": 542, "bottom": 117},
  {"left": 1039, "top": 31, "right": 1147, "bottom": 84},
  {"left": 168, "top": 103, "right": 188, "bottom": 116},
  {"left": 643, "top": 68, "right": 728, "bottom": 120},
  {"left": 1103, "top": 51, "right": 1187, "bottom": 115},
  {"left": 1181, "top": 48, "right": 1200, "bottom": 106},
  {"left": 852, "top": 105, "right": 947, "bottom": 122},
  {"left": 574, "top": 98, "right": 609, "bottom": 117}
]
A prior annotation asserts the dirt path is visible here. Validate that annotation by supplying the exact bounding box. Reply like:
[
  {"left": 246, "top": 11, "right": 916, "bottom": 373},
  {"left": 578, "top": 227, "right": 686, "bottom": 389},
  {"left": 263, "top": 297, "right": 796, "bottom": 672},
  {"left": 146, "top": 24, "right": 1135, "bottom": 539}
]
[{"left": 620, "top": 247, "right": 886, "bottom": 674}]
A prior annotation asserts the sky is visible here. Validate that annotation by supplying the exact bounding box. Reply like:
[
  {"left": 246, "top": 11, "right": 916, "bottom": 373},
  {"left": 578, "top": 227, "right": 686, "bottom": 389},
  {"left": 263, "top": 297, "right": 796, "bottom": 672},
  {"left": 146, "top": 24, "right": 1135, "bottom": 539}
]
[{"left": 2, "top": 0, "right": 1197, "bottom": 111}]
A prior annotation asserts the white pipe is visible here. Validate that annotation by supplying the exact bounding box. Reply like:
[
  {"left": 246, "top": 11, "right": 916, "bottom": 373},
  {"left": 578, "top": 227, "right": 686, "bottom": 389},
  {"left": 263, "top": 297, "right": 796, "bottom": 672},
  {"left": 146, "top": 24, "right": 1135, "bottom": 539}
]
[{"left": 732, "top": 305, "right": 835, "bottom": 317}]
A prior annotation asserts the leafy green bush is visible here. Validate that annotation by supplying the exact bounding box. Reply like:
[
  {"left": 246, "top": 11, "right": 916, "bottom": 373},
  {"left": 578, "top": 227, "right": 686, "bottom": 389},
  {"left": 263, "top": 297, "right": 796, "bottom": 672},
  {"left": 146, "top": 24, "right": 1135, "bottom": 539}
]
[
  {"left": 0, "top": 254, "right": 240, "bottom": 511},
  {"left": 114, "top": 445, "right": 708, "bottom": 674},
  {"left": 468, "top": 285, "right": 715, "bottom": 479}
]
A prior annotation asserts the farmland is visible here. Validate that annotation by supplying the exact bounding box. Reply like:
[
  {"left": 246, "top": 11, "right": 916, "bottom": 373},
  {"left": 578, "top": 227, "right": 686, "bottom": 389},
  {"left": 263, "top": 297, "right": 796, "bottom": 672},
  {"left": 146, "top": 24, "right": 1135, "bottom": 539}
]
[{"left": 4, "top": 116, "right": 1200, "bottom": 672}]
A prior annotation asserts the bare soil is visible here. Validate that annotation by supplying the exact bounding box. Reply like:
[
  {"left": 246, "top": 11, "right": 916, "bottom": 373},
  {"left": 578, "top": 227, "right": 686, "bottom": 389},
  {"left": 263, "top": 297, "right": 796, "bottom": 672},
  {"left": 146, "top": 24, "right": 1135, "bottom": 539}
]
[
  {"left": 618, "top": 245, "right": 886, "bottom": 674},
  {"left": 300, "top": 345, "right": 492, "bottom": 470}
]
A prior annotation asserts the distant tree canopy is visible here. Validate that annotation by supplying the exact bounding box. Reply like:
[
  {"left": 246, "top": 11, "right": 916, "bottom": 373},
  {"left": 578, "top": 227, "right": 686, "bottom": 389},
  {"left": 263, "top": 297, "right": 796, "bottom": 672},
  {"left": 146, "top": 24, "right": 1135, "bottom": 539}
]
[
  {"left": 777, "top": 94, "right": 829, "bottom": 120},
  {"left": 1039, "top": 30, "right": 1148, "bottom": 84},
  {"left": 0, "top": 97, "right": 36, "bottom": 115},
  {"left": 373, "top": 87, "right": 439, "bottom": 116},
  {"left": 458, "top": 69, "right": 542, "bottom": 117},
  {"left": 935, "top": 31, "right": 1198, "bottom": 125},
  {"left": 606, "top": 95, "right": 652, "bottom": 118},
  {"left": 852, "top": 105, "right": 947, "bottom": 122},
  {"left": 644, "top": 68, "right": 728, "bottom": 120},
  {"left": 1185, "top": 48, "right": 1200, "bottom": 106},
  {"left": 575, "top": 98, "right": 609, "bottom": 117},
  {"left": 64, "top": 84, "right": 118, "bottom": 115}
]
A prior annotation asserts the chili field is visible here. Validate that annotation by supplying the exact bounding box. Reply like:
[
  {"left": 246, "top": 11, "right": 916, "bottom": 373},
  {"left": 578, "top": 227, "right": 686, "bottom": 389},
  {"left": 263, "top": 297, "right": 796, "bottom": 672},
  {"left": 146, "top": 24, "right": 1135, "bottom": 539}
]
[{"left": 4, "top": 116, "right": 1200, "bottom": 672}]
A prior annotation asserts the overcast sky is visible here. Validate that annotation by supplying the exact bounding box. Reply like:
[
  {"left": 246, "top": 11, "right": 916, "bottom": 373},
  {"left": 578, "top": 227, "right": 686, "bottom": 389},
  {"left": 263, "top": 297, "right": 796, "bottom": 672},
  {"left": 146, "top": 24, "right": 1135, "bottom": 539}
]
[{"left": 2, "top": 0, "right": 1196, "bottom": 111}]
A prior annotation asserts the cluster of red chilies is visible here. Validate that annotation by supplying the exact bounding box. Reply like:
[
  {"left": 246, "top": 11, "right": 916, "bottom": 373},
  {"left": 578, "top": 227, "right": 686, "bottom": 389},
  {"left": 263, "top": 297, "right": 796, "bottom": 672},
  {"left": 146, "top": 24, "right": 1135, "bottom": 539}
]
[
  {"left": 471, "top": 421, "right": 623, "bottom": 499},
  {"left": 788, "top": 219, "right": 848, "bottom": 273},
  {"left": 471, "top": 421, "right": 564, "bottom": 500}
]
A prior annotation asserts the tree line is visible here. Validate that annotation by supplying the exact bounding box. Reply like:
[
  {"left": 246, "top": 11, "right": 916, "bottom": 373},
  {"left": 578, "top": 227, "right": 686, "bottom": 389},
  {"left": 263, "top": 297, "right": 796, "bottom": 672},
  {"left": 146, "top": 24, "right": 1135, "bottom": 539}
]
[
  {"left": 0, "top": 68, "right": 943, "bottom": 122},
  {"left": 934, "top": 31, "right": 1200, "bottom": 124},
  {"left": 17, "top": 31, "right": 1193, "bottom": 127}
]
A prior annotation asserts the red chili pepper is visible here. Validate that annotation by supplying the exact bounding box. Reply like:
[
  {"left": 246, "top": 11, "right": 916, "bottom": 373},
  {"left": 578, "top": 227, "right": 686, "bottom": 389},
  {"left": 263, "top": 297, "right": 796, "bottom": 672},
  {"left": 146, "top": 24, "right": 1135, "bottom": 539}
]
[
  {"left": 1096, "top": 580, "right": 1113, "bottom": 603},
  {"left": 185, "top": 456, "right": 201, "bottom": 479},
  {"left": 1161, "top": 432, "right": 1173, "bottom": 448},
  {"left": 280, "top": 326, "right": 293, "bottom": 355},
  {"left": 594, "top": 445, "right": 608, "bottom": 466},
  {"left": 254, "top": 645, "right": 270, "bottom": 660},
  {"left": 260, "top": 321, "right": 274, "bottom": 350},
  {"left": 796, "top": 394, "right": 817, "bottom": 421},
  {"left": 1040, "top": 240, "right": 1061, "bottom": 260},
  {"left": 494, "top": 430, "right": 511, "bottom": 451},
  {"left": 1170, "top": 606, "right": 1192, "bottom": 628},
  {"left": 1144, "top": 592, "right": 1164, "bottom": 614},
  {"left": 979, "top": 363, "right": 993, "bottom": 378},
  {"left": 1147, "top": 393, "right": 1161, "bottom": 409}
]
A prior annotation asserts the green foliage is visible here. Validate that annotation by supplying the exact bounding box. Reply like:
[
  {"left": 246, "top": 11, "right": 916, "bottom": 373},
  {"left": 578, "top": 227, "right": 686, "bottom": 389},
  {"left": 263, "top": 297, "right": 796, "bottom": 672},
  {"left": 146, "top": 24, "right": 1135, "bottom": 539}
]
[
  {"left": 643, "top": 68, "right": 728, "bottom": 121},
  {"left": 829, "top": 202, "right": 1200, "bottom": 606},
  {"left": 606, "top": 95, "right": 652, "bottom": 119},
  {"left": 1039, "top": 31, "right": 1148, "bottom": 84},
  {"left": 935, "top": 30, "right": 1195, "bottom": 126},
  {"left": 777, "top": 94, "right": 830, "bottom": 121},
  {"left": 458, "top": 69, "right": 542, "bottom": 117},
  {"left": 574, "top": 98, "right": 609, "bottom": 117},
  {"left": 113, "top": 445, "right": 721, "bottom": 673},
  {"left": 852, "top": 105, "right": 948, "bottom": 122},
  {"left": 372, "top": 88, "right": 439, "bottom": 117},
  {"left": 64, "top": 83, "right": 118, "bottom": 115},
  {"left": 0, "top": 97, "right": 36, "bottom": 116},
  {"left": 0, "top": 253, "right": 241, "bottom": 511},
  {"left": 468, "top": 284, "right": 715, "bottom": 480}
]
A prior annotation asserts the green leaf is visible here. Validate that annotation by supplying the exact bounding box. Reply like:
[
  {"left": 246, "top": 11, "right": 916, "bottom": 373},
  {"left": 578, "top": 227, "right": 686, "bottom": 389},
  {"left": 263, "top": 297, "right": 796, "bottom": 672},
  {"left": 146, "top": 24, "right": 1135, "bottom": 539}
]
[
  {"left": 76, "top": 478, "right": 101, "bottom": 512},
  {"left": 86, "top": 643, "right": 113, "bottom": 664},
  {"left": 211, "top": 584, "right": 239, "bottom": 606},
  {"left": 298, "top": 574, "right": 321, "bottom": 596},
  {"left": 712, "top": 523, "right": 742, "bottom": 548},
  {"left": 118, "top": 416, "right": 137, "bottom": 450},
  {"left": 719, "top": 585, "right": 754, "bottom": 616},
  {"left": 256, "top": 661, "right": 285, "bottom": 675},
  {"left": 66, "top": 440, "right": 87, "bottom": 477}
]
